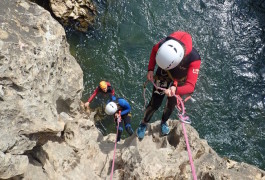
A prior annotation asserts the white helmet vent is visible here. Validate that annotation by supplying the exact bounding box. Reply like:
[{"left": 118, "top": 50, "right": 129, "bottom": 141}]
[{"left": 166, "top": 60, "right": 175, "bottom": 69}]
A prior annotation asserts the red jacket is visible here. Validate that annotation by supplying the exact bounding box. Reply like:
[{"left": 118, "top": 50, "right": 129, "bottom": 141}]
[
  {"left": 87, "top": 82, "right": 115, "bottom": 103},
  {"left": 148, "top": 31, "right": 201, "bottom": 95}
]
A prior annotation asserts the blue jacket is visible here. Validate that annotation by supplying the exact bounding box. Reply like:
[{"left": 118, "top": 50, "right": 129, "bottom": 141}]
[{"left": 116, "top": 98, "right": 131, "bottom": 116}]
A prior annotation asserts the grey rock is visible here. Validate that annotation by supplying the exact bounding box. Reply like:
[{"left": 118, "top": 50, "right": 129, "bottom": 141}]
[
  {"left": 1, "top": 0, "right": 265, "bottom": 180},
  {"left": 0, "top": 0, "right": 83, "bottom": 178},
  {"left": 0, "top": 152, "right": 28, "bottom": 179},
  {"left": 49, "top": 0, "right": 97, "bottom": 32}
]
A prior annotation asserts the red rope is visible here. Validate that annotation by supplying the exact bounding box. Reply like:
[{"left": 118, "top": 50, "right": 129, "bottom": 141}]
[{"left": 110, "top": 111, "right": 121, "bottom": 180}]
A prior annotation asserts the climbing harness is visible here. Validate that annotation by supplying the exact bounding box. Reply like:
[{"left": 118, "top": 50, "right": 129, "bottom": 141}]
[
  {"left": 143, "top": 80, "right": 191, "bottom": 124},
  {"left": 143, "top": 80, "right": 197, "bottom": 180},
  {"left": 110, "top": 111, "right": 121, "bottom": 180}
]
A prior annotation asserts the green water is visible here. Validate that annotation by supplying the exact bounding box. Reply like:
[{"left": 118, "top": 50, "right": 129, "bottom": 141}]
[{"left": 66, "top": 0, "right": 265, "bottom": 170}]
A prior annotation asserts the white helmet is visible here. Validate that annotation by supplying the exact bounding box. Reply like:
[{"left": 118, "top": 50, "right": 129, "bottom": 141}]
[
  {"left": 156, "top": 39, "right": 185, "bottom": 70},
  {"left": 105, "top": 102, "right": 117, "bottom": 115}
]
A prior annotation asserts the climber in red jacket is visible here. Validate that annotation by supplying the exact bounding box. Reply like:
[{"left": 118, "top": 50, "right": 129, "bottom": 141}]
[
  {"left": 137, "top": 31, "right": 201, "bottom": 139},
  {"left": 84, "top": 81, "right": 115, "bottom": 108}
]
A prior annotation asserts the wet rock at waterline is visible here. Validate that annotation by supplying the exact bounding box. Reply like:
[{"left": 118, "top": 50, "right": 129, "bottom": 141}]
[{"left": 50, "top": 0, "right": 97, "bottom": 32}]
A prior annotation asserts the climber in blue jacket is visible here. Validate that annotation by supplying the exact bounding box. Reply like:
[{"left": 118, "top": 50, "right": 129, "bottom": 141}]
[{"left": 105, "top": 97, "right": 134, "bottom": 142}]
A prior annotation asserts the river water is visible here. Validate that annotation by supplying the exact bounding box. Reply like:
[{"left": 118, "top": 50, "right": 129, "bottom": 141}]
[{"left": 65, "top": 0, "right": 265, "bottom": 170}]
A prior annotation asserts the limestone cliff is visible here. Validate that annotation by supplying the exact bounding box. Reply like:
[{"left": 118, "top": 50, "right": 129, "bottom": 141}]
[
  {"left": 49, "top": 0, "right": 97, "bottom": 32},
  {"left": 0, "top": 0, "right": 83, "bottom": 178},
  {"left": 0, "top": 0, "right": 264, "bottom": 180}
]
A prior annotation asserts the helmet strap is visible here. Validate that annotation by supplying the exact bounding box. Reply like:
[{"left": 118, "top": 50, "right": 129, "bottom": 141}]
[{"left": 166, "top": 70, "right": 174, "bottom": 82}]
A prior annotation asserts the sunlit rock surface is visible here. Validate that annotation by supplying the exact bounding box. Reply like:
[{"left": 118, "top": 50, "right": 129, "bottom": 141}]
[
  {"left": 0, "top": 0, "right": 264, "bottom": 179},
  {"left": 0, "top": 0, "right": 83, "bottom": 178}
]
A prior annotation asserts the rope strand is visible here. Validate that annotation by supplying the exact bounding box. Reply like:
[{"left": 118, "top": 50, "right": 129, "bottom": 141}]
[
  {"left": 110, "top": 111, "right": 121, "bottom": 180},
  {"left": 149, "top": 80, "right": 197, "bottom": 180}
]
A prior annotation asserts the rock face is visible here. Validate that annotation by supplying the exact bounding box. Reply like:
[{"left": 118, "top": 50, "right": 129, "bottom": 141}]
[
  {"left": 0, "top": 0, "right": 265, "bottom": 180},
  {"left": 0, "top": 0, "right": 83, "bottom": 178},
  {"left": 49, "top": 0, "right": 97, "bottom": 32},
  {"left": 22, "top": 116, "right": 265, "bottom": 180}
]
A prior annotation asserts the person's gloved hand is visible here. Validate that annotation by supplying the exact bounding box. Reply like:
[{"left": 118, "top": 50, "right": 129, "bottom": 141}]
[
  {"left": 114, "top": 112, "right": 119, "bottom": 119},
  {"left": 147, "top": 71, "right": 154, "bottom": 82},
  {"left": 114, "top": 112, "right": 121, "bottom": 123},
  {"left": 84, "top": 102, "right": 90, "bottom": 108},
  {"left": 164, "top": 86, "right": 176, "bottom": 97}
]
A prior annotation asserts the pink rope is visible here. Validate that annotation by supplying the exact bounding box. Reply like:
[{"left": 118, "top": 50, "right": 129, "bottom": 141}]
[
  {"left": 110, "top": 111, "right": 121, "bottom": 180},
  {"left": 150, "top": 81, "right": 197, "bottom": 180},
  {"left": 142, "top": 80, "right": 149, "bottom": 111},
  {"left": 182, "top": 123, "right": 197, "bottom": 180}
]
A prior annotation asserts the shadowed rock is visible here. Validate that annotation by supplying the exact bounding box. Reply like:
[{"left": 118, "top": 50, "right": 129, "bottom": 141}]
[{"left": 50, "top": 0, "right": 97, "bottom": 32}]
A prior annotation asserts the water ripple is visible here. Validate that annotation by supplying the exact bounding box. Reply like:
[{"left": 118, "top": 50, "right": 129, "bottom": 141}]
[{"left": 66, "top": 0, "right": 265, "bottom": 170}]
